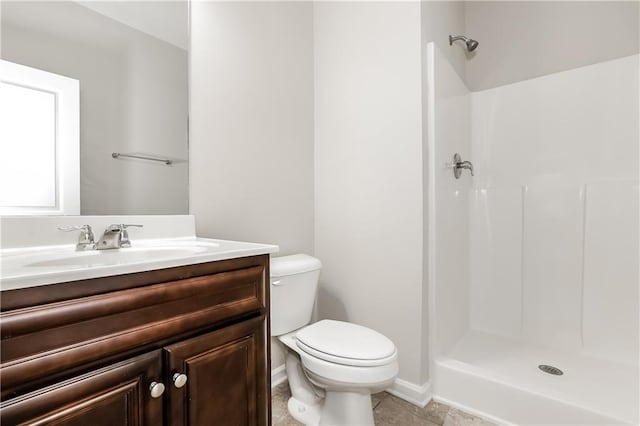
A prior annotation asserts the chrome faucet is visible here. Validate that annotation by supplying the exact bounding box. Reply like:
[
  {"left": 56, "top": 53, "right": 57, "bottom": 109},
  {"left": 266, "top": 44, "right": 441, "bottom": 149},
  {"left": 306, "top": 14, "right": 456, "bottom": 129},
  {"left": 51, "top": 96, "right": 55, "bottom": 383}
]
[
  {"left": 453, "top": 153, "right": 474, "bottom": 179},
  {"left": 97, "top": 224, "right": 143, "bottom": 250},
  {"left": 57, "top": 225, "right": 96, "bottom": 251}
]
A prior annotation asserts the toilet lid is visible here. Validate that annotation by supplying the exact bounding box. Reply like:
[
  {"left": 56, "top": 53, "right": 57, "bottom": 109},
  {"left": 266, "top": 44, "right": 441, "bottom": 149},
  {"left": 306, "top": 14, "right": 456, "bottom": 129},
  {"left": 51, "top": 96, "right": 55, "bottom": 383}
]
[{"left": 295, "top": 320, "right": 397, "bottom": 367}]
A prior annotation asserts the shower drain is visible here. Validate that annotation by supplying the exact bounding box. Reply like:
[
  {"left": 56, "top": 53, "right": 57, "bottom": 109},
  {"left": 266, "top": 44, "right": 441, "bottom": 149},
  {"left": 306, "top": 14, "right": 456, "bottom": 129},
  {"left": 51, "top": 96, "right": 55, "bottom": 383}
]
[{"left": 538, "top": 364, "right": 563, "bottom": 376}]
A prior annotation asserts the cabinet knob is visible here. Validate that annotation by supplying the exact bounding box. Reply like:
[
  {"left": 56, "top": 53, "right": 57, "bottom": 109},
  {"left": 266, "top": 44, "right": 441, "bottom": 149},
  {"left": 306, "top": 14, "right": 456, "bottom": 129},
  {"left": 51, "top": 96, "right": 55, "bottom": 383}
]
[
  {"left": 149, "top": 381, "right": 165, "bottom": 398},
  {"left": 172, "top": 372, "right": 188, "bottom": 388}
]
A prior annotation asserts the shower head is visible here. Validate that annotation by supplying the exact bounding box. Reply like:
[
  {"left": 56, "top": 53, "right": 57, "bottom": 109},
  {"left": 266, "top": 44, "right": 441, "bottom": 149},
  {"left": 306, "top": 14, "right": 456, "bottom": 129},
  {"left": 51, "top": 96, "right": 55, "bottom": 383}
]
[
  {"left": 466, "top": 38, "right": 479, "bottom": 52},
  {"left": 449, "top": 35, "right": 479, "bottom": 52}
]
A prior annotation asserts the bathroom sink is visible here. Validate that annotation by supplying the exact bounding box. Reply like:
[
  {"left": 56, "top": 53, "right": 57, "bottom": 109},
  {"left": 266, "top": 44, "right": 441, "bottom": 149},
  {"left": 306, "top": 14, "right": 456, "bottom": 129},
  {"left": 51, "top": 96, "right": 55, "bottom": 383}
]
[
  {"left": 1, "top": 238, "right": 277, "bottom": 290},
  {"left": 23, "top": 240, "right": 223, "bottom": 268},
  {"left": 26, "top": 246, "right": 210, "bottom": 268}
]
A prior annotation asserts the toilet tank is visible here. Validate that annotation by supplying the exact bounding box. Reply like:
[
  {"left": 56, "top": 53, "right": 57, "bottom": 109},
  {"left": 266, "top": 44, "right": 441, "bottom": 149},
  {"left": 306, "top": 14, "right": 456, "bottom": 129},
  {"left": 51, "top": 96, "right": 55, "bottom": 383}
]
[{"left": 270, "top": 254, "right": 322, "bottom": 336}]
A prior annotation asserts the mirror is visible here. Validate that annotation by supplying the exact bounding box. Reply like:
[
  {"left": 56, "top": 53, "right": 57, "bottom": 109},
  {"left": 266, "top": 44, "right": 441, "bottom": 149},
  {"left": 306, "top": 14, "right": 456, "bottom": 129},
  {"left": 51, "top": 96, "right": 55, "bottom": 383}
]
[{"left": 1, "top": 1, "right": 189, "bottom": 215}]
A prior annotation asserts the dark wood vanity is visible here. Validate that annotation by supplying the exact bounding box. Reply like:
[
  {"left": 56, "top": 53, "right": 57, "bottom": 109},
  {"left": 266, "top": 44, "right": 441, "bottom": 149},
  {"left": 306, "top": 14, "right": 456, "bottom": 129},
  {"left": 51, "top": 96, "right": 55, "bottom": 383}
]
[{"left": 0, "top": 255, "right": 271, "bottom": 425}]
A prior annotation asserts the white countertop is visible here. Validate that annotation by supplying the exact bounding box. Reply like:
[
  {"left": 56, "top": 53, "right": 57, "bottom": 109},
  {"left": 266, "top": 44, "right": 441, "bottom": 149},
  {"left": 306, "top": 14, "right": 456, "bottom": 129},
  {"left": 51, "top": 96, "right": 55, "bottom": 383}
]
[{"left": 1, "top": 237, "right": 278, "bottom": 291}]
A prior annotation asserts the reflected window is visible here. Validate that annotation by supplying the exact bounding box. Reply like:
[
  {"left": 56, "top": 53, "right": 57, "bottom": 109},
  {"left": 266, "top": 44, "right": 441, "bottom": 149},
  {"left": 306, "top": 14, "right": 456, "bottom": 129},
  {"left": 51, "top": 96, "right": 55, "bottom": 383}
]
[{"left": 0, "top": 60, "right": 79, "bottom": 215}]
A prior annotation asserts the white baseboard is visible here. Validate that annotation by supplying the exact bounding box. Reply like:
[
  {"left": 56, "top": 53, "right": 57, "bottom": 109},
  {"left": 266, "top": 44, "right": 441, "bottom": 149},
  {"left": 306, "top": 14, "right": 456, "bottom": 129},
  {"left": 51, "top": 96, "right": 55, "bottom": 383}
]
[
  {"left": 386, "top": 378, "right": 432, "bottom": 408},
  {"left": 271, "top": 364, "right": 288, "bottom": 388}
]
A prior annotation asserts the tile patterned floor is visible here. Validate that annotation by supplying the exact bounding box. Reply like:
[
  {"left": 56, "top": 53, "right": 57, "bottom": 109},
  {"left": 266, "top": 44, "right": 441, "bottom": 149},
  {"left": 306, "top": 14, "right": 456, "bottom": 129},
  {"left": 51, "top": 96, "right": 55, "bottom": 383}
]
[{"left": 272, "top": 382, "right": 498, "bottom": 426}]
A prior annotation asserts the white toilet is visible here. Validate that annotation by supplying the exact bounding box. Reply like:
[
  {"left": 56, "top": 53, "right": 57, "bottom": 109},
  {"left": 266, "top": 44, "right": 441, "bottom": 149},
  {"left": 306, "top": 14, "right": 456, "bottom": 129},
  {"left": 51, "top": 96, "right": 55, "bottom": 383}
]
[{"left": 270, "top": 254, "right": 399, "bottom": 426}]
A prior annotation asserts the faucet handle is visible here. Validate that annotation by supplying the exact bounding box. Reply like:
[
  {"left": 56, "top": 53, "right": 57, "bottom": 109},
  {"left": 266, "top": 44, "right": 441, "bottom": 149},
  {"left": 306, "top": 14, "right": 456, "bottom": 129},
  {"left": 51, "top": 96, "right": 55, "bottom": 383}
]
[
  {"left": 120, "top": 224, "right": 143, "bottom": 248},
  {"left": 462, "top": 161, "right": 474, "bottom": 176},
  {"left": 57, "top": 225, "right": 95, "bottom": 250},
  {"left": 58, "top": 224, "right": 91, "bottom": 232},
  {"left": 57, "top": 224, "right": 94, "bottom": 239}
]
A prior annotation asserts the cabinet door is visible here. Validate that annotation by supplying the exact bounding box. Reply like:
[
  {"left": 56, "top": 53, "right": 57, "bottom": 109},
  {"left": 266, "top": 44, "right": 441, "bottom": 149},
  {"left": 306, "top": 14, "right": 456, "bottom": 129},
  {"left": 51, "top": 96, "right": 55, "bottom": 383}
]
[
  {"left": 0, "top": 350, "right": 163, "bottom": 426},
  {"left": 165, "top": 316, "right": 269, "bottom": 426}
]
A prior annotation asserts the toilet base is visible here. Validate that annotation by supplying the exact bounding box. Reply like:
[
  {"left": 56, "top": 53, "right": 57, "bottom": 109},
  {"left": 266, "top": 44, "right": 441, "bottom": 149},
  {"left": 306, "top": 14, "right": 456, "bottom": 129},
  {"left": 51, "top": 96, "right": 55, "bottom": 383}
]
[
  {"left": 285, "top": 351, "right": 324, "bottom": 425},
  {"left": 319, "top": 391, "right": 374, "bottom": 426},
  {"left": 288, "top": 397, "right": 322, "bottom": 425},
  {"left": 284, "top": 348, "right": 377, "bottom": 426}
]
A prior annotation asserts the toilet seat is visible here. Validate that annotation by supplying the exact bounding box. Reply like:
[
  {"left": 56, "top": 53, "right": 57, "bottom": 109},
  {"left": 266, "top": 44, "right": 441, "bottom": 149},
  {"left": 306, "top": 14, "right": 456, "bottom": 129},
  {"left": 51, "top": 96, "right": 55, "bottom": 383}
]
[
  {"left": 296, "top": 339, "right": 397, "bottom": 367},
  {"left": 299, "top": 348, "right": 399, "bottom": 389},
  {"left": 295, "top": 320, "right": 397, "bottom": 367}
]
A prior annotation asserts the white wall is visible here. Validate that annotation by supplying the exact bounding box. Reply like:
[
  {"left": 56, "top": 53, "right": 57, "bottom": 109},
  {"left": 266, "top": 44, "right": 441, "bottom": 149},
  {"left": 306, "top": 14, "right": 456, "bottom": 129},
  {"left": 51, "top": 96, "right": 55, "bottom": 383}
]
[
  {"left": 78, "top": 1, "right": 188, "bottom": 50},
  {"left": 313, "top": 1, "right": 425, "bottom": 385},
  {"left": 465, "top": 1, "right": 640, "bottom": 91},
  {"left": 189, "top": 1, "right": 315, "bottom": 370},
  {"left": 1, "top": 1, "right": 188, "bottom": 215},
  {"left": 189, "top": 1, "right": 314, "bottom": 254},
  {"left": 469, "top": 55, "right": 639, "bottom": 364},
  {"left": 421, "top": 1, "right": 466, "bottom": 81}
]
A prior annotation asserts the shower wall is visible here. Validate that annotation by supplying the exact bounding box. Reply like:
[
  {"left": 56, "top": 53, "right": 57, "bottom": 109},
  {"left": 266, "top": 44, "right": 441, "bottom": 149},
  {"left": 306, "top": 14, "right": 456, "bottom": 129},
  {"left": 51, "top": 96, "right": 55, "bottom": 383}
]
[
  {"left": 469, "top": 55, "right": 639, "bottom": 364},
  {"left": 427, "top": 43, "right": 471, "bottom": 356}
]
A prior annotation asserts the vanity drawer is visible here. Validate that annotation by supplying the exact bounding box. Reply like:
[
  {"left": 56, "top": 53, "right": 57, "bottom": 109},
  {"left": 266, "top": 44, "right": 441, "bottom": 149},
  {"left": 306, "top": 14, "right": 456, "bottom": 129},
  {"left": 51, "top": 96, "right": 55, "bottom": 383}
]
[
  {"left": 0, "top": 258, "right": 268, "bottom": 398},
  {"left": 1, "top": 350, "right": 164, "bottom": 426}
]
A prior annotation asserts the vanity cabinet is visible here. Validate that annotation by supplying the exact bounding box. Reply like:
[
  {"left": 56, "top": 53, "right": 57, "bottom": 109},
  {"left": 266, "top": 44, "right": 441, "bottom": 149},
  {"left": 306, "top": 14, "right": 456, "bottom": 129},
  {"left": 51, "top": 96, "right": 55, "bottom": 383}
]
[{"left": 0, "top": 255, "right": 271, "bottom": 426}]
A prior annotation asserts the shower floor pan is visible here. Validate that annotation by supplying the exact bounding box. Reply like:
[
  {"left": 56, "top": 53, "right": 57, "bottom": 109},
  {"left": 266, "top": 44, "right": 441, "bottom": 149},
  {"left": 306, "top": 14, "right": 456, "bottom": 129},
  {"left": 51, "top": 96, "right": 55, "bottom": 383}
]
[{"left": 433, "top": 331, "right": 638, "bottom": 425}]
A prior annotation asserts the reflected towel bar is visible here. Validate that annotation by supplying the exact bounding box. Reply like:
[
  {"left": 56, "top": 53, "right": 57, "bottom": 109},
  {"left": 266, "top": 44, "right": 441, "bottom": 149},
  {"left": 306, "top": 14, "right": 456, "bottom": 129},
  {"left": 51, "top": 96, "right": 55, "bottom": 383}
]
[{"left": 112, "top": 152, "right": 172, "bottom": 165}]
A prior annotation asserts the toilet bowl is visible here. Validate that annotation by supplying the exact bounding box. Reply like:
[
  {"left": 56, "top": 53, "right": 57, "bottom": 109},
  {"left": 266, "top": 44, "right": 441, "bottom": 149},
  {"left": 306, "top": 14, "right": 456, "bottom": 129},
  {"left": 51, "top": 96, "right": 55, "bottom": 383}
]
[{"left": 270, "top": 254, "right": 399, "bottom": 426}]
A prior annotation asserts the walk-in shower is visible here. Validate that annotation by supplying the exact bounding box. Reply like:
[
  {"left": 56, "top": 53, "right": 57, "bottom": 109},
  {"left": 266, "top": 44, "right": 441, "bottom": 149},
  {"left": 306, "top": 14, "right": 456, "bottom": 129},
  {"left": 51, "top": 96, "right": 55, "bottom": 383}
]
[{"left": 426, "top": 42, "right": 639, "bottom": 425}]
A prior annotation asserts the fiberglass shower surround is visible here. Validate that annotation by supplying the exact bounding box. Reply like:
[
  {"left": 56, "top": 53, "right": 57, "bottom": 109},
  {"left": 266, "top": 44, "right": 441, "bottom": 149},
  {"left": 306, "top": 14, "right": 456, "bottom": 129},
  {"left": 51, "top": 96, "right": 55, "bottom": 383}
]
[{"left": 427, "top": 43, "right": 639, "bottom": 425}]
